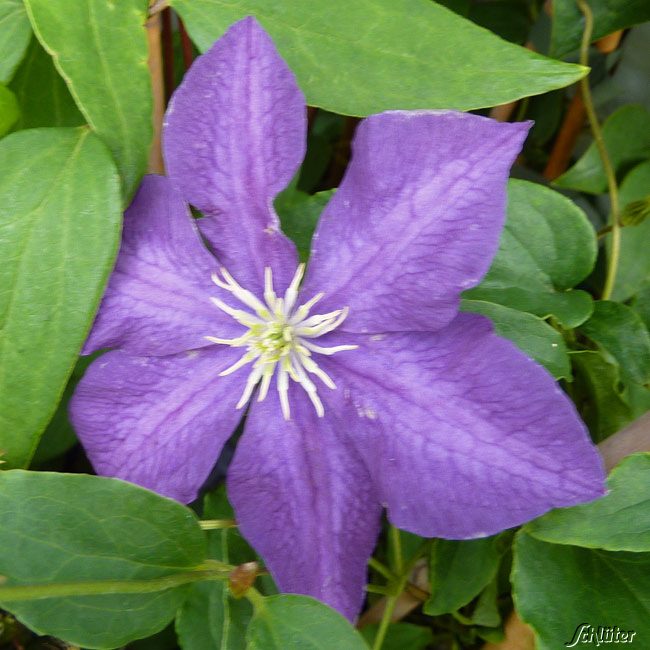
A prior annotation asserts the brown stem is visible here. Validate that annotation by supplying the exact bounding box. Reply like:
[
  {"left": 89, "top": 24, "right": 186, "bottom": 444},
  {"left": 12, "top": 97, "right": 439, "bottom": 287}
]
[
  {"left": 179, "top": 20, "right": 195, "bottom": 69},
  {"left": 161, "top": 8, "right": 174, "bottom": 102},
  {"left": 543, "top": 91, "right": 586, "bottom": 180},
  {"left": 595, "top": 30, "right": 623, "bottom": 53},
  {"left": 146, "top": 9, "right": 165, "bottom": 174}
]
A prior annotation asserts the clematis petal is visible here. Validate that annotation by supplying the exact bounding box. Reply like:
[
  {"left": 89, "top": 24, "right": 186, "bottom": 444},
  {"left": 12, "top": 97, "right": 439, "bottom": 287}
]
[
  {"left": 318, "top": 314, "right": 606, "bottom": 539},
  {"left": 70, "top": 346, "right": 247, "bottom": 504},
  {"left": 84, "top": 175, "right": 241, "bottom": 357},
  {"left": 301, "top": 111, "right": 531, "bottom": 333},
  {"left": 227, "top": 386, "right": 382, "bottom": 621},
  {"left": 164, "top": 17, "right": 303, "bottom": 294}
]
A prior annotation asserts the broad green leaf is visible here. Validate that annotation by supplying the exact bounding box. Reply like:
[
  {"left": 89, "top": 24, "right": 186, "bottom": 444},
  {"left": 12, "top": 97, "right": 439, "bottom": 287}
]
[
  {"left": 246, "top": 595, "right": 368, "bottom": 649},
  {"left": 9, "top": 37, "right": 85, "bottom": 130},
  {"left": 609, "top": 161, "right": 650, "bottom": 301},
  {"left": 570, "top": 350, "right": 637, "bottom": 441},
  {"left": 360, "top": 622, "right": 434, "bottom": 650},
  {"left": 526, "top": 454, "right": 650, "bottom": 552},
  {"left": 0, "top": 128, "right": 121, "bottom": 468},
  {"left": 461, "top": 300, "right": 571, "bottom": 379},
  {"left": 275, "top": 189, "right": 334, "bottom": 261},
  {"left": 513, "top": 533, "right": 650, "bottom": 650},
  {"left": 24, "top": 0, "right": 153, "bottom": 198},
  {"left": 634, "top": 286, "right": 650, "bottom": 330},
  {"left": 0, "top": 471, "right": 207, "bottom": 649},
  {"left": 0, "top": 0, "right": 32, "bottom": 83},
  {"left": 580, "top": 301, "right": 650, "bottom": 385},
  {"left": 172, "top": 0, "right": 587, "bottom": 116},
  {"left": 176, "top": 488, "right": 253, "bottom": 650},
  {"left": 554, "top": 105, "right": 650, "bottom": 194},
  {"left": 0, "top": 83, "right": 18, "bottom": 136},
  {"left": 464, "top": 179, "right": 596, "bottom": 328},
  {"left": 551, "top": 0, "right": 650, "bottom": 57},
  {"left": 424, "top": 535, "right": 504, "bottom": 616}
]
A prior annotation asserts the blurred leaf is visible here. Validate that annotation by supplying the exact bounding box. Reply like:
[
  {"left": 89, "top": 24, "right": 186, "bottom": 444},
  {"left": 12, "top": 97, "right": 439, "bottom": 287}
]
[
  {"left": 173, "top": 0, "right": 587, "bottom": 116},
  {"left": 468, "top": 0, "right": 530, "bottom": 44},
  {"left": 551, "top": 0, "right": 650, "bottom": 57},
  {"left": 0, "top": 128, "right": 120, "bottom": 468},
  {"left": 554, "top": 105, "right": 650, "bottom": 194},
  {"left": 462, "top": 300, "right": 571, "bottom": 379},
  {"left": 176, "top": 488, "right": 253, "bottom": 650},
  {"left": 9, "top": 37, "right": 84, "bottom": 130},
  {"left": 633, "top": 286, "right": 650, "bottom": 330},
  {"left": 609, "top": 160, "right": 650, "bottom": 301},
  {"left": 275, "top": 189, "right": 334, "bottom": 261},
  {"left": 361, "top": 622, "right": 433, "bottom": 649},
  {"left": 0, "top": 0, "right": 32, "bottom": 83},
  {"left": 621, "top": 198, "right": 650, "bottom": 226},
  {"left": 246, "top": 594, "right": 368, "bottom": 649},
  {"left": 526, "top": 454, "right": 650, "bottom": 552},
  {"left": 580, "top": 301, "right": 650, "bottom": 385},
  {"left": 570, "top": 350, "right": 636, "bottom": 441},
  {"left": 465, "top": 179, "right": 596, "bottom": 327},
  {"left": 513, "top": 533, "right": 650, "bottom": 650},
  {"left": 424, "top": 535, "right": 504, "bottom": 616},
  {"left": 0, "top": 84, "right": 18, "bottom": 136},
  {"left": 24, "top": 0, "right": 152, "bottom": 199},
  {"left": 0, "top": 471, "right": 207, "bottom": 648}
]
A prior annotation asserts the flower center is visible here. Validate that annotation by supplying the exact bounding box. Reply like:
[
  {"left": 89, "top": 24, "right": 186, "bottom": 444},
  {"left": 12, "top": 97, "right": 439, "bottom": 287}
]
[{"left": 205, "top": 264, "right": 357, "bottom": 420}]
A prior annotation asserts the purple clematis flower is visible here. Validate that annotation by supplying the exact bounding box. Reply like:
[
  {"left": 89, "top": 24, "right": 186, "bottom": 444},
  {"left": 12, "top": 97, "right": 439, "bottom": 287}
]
[{"left": 71, "top": 17, "right": 606, "bottom": 620}]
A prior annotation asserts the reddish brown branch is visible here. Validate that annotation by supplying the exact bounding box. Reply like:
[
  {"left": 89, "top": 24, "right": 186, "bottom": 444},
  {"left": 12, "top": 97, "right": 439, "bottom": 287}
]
[
  {"left": 543, "top": 91, "right": 586, "bottom": 180},
  {"left": 179, "top": 20, "right": 195, "bottom": 69}
]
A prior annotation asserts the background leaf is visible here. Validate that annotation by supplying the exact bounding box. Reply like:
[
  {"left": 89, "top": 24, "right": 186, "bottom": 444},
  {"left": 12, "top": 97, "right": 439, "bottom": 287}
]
[
  {"left": 464, "top": 179, "right": 596, "bottom": 328},
  {"left": 0, "top": 128, "right": 121, "bottom": 468},
  {"left": 0, "top": 0, "right": 32, "bottom": 83},
  {"left": 9, "top": 37, "right": 85, "bottom": 130},
  {"left": 360, "top": 622, "right": 433, "bottom": 649},
  {"left": 525, "top": 454, "right": 650, "bottom": 552},
  {"left": 172, "top": 0, "right": 587, "bottom": 115},
  {"left": 24, "top": 0, "right": 153, "bottom": 199},
  {"left": 246, "top": 594, "right": 369, "bottom": 649},
  {"left": 554, "top": 105, "right": 650, "bottom": 194},
  {"left": 0, "top": 471, "right": 207, "bottom": 649},
  {"left": 579, "top": 301, "right": 650, "bottom": 385},
  {"left": 551, "top": 0, "right": 650, "bottom": 58},
  {"left": 513, "top": 532, "right": 650, "bottom": 650},
  {"left": 0, "top": 83, "right": 19, "bottom": 136}
]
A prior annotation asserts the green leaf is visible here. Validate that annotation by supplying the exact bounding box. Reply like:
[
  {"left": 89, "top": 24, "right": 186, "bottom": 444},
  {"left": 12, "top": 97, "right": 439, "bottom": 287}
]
[
  {"left": 0, "top": 83, "right": 18, "bottom": 136},
  {"left": 9, "top": 37, "right": 85, "bottom": 130},
  {"left": 513, "top": 533, "right": 650, "bottom": 650},
  {"left": 424, "top": 535, "right": 504, "bottom": 616},
  {"left": 633, "top": 286, "right": 650, "bottom": 331},
  {"left": 526, "top": 454, "right": 650, "bottom": 552},
  {"left": 246, "top": 594, "right": 368, "bottom": 649},
  {"left": 0, "top": 0, "right": 32, "bottom": 83},
  {"left": 172, "top": 0, "right": 587, "bottom": 116},
  {"left": 461, "top": 300, "right": 571, "bottom": 379},
  {"left": 580, "top": 301, "right": 650, "bottom": 385},
  {"left": 554, "top": 105, "right": 650, "bottom": 194},
  {"left": 570, "top": 350, "right": 636, "bottom": 441},
  {"left": 551, "top": 0, "right": 650, "bottom": 58},
  {"left": 275, "top": 189, "right": 333, "bottom": 261},
  {"left": 176, "top": 488, "right": 253, "bottom": 650},
  {"left": 609, "top": 160, "right": 650, "bottom": 301},
  {"left": 360, "top": 622, "right": 434, "bottom": 650},
  {"left": 0, "top": 128, "right": 121, "bottom": 468},
  {"left": 464, "top": 179, "right": 596, "bottom": 328},
  {"left": 0, "top": 471, "right": 207, "bottom": 649},
  {"left": 24, "top": 0, "right": 153, "bottom": 199}
]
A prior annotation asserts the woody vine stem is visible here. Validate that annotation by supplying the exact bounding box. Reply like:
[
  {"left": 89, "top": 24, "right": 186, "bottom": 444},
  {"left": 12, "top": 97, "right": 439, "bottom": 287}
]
[{"left": 575, "top": 0, "right": 621, "bottom": 300}]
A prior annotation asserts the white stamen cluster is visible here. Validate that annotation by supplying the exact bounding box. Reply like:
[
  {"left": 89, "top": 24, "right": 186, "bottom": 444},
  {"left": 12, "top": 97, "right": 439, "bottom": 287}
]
[{"left": 206, "top": 264, "right": 357, "bottom": 420}]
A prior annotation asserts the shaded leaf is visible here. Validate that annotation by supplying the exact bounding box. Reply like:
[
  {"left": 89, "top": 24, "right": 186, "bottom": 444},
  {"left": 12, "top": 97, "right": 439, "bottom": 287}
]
[
  {"left": 9, "top": 37, "right": 84, "bottom": 130},
  {"left": 513, "top": 533, "right": 650, "bottom": 650},
  {"left": 0, "top": 83, "right": 18, "bottom": 136},
  {"left": 24, "top": 0, "right": 153, "bottom": 198},
  {"left": 580, "top": 301, "right": 650, "bottom": 385},
  {"left": 173, "top": 0, "right": 587, "bottom": 116},
  {"left": 554, "top": 105, "right": 650, "bottom": 194},
  {"left": 0, "top": 471, "right": 207, "bottom": 649},
  {"left": 361, "top": 622, "right": 433, "bottom": 649},
  {"left": 461, "top": 300, "right": 571, "bottom": 379},
  {"left": 0, "top": 128, "right": 121, "bottom": 468},
  {"left": 0, "top": 0, "right": 32, "bottom": 83},
  {"left": 465, "top": 179, "right": 596, "bottom": 327},
  {"left": 526, "top": 454, "right": 650, "bottom": 552},
  {"left": 551, "top": 0, "right": 650, "bottom": 57}
]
